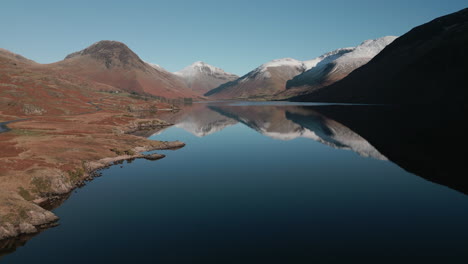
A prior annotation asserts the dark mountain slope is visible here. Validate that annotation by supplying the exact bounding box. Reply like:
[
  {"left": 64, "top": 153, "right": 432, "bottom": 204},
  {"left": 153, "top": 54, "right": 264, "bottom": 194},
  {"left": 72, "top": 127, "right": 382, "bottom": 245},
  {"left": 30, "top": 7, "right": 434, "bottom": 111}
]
[{"left": 292, "top": 8, "right": 468, "bottom": 104}]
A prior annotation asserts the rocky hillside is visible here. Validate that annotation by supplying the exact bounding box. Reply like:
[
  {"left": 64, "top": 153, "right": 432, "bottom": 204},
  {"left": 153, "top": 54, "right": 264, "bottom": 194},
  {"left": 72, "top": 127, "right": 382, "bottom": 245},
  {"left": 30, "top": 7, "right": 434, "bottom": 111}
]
[{"left": 46, "top": 41, "right": 200, "bottom": 99}]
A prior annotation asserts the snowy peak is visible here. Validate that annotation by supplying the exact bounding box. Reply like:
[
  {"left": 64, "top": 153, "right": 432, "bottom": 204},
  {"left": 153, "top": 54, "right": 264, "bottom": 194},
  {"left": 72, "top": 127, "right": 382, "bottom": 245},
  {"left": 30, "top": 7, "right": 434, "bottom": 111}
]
[
  {"left": 145, "top": 61, "right": 170, "bottom": 73},
  {"left": 298, "top": 36, "right": 396, "bottom": 71},
  {"left": 206, "top": 35, "right": 397, "bottom": 99},
  {"left": 174, "top": 61, "right": 239, "bottom": 94},
  {"left": 285, "top": 36, "right": 398, "bottom": 92},
  {"left": 174, "top": 61, "right": 237, "bottom": 78},
  {"left": 259, "top": 58, "right": 304, "bottom": 70},
  {"left": 336, "top": 36, "right": 398, "bottom": 61},
  {"left": 206, "top": 57, "right": 311, "bottom": 98},
  {"left": 303, "top": 47, "right": 355, "bottom": 69},
  {"left": 243, "top": 58, "right": 310, "bottom": 82}
]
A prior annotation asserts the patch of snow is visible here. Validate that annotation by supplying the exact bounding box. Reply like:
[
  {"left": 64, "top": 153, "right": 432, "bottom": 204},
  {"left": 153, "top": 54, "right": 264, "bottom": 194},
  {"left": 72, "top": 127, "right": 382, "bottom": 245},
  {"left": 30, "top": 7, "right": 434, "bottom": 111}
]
[
  {"left": 260, "top": 58, "right": 305, "bottom": 69},
  {"left": 336, "top": 36, "right": 397, "bottom": 62},
  {"left": 174, "top": 61, "right": 235, "bottom": 78},
  {"left": 303, "top": 47, "right": 355, "bottom": 70},
  {"left": 145, "top": 61, "right": 170, "bottom": 72}
]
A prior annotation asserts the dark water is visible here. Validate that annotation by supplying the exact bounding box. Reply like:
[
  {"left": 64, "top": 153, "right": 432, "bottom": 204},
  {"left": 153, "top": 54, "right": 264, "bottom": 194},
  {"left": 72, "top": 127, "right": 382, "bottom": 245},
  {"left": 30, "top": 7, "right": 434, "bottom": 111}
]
[{"left": 2, "top": 102, "right": 467, "bottom": 263}]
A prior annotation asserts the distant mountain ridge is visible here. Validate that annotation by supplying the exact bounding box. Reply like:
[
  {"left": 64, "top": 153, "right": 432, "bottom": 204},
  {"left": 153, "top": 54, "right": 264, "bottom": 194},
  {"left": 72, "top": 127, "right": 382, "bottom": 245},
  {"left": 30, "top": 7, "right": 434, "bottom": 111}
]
[
  {"left": 174, "top": 61, "right": 238, "bottom": 94},
  {"left": 205, "top": 58, "right": 312, "bottom": 99},
  {"left": 283, "top": 36, "right": 397, "bottom": 98},
  {"left": 205, "top": 36, "right": 396, "bottom": 100}
]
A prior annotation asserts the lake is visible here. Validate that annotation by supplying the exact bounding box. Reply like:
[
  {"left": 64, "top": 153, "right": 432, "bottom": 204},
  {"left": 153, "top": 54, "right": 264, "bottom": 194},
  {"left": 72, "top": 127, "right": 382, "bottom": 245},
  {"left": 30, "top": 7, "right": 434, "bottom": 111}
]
[{"left": 2, "top": 102, "right": 467, "bottom": 263}]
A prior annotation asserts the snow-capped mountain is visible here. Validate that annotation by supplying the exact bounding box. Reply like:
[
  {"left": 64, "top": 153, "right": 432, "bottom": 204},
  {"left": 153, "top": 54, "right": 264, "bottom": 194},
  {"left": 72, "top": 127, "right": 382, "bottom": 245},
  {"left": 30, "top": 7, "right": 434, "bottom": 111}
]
[
  {"left": 209, "top": 104, "right": 386, "bottom": 160},
  {"left": 302, "top": 47, "right": 355, "bottom": 70},
  {"left": 284, "top": 36, "right": 397, "bottom": 95},
  {"left": 174, "top": 61, "right": 238, "bottom": 94},
  {"left": 145, "top": 62, "right": 169, "bottom": 72},
  {"left": 205, "top": 36, "right": 396, "bottom": 100},
  {"left": 205, "top": 37, "right": 396, "bottom": 100},
  {"left": 205, "top": 58, "right": 312, "bottom": 99}
]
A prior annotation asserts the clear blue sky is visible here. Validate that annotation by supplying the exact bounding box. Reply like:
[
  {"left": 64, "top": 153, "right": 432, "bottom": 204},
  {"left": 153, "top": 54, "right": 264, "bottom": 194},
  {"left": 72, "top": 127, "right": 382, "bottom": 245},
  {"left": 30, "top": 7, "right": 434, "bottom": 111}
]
[{"left": 1, "top": 0, "right": 466, "bottom": 75}]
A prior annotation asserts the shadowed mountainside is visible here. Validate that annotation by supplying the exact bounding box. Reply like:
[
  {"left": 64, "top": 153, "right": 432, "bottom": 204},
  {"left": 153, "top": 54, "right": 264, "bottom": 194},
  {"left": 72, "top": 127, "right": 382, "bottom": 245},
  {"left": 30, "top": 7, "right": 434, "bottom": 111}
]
[
  {"left": 293, "top": 104, "right": 467, "bottom": 195},
  {"left": 280, "top": 36, "right": 396, "bottom": 99},
  {"left": 291, "top": 8, "right": 468, "bottom": 104}
]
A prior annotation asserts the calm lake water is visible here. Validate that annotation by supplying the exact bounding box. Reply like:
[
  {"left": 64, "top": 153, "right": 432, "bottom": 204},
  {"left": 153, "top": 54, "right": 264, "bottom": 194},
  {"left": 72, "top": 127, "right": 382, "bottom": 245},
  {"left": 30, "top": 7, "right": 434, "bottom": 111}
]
[{"left": 2, "top": 102, "right": 467, "bottom": 263}]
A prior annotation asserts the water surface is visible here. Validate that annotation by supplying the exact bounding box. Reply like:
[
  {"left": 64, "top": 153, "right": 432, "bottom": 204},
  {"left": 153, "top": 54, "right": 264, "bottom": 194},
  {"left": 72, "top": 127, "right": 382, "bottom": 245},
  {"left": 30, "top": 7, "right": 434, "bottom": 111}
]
[{"left": 2, "top": 102, "right": 467, "bottom": 263}]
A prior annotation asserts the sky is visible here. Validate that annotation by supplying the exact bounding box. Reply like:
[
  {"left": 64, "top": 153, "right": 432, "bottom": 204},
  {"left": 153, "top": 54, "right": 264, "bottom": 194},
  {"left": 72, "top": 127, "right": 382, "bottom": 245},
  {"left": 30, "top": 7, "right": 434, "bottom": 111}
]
[{"left": 1, "top": 0, "right": 466, "bottom": 75}]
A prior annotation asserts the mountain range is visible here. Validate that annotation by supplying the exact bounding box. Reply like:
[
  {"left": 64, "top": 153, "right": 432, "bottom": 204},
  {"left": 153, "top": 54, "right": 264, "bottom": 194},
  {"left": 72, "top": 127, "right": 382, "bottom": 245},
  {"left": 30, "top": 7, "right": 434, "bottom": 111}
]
[
  {"left": 205, "top": 36, "right": 396, "bottom": 99},
  {"left": 1, "top": 8, "right": 466, "bottom": 104},
  {"left": 1, "top": 41, "right": 239, "bottom": 101},
  {"left": 0, "top": 36, "right": 396, "bottom": 102},
  {"left": 174, "top": 61, "right": 239, "bottom": 94},
  {"left": 205, "top": 58, "right": 315, "bottom": 99},
  {"left": 281, "top": 36, "right": 397, "bottom": 98}
]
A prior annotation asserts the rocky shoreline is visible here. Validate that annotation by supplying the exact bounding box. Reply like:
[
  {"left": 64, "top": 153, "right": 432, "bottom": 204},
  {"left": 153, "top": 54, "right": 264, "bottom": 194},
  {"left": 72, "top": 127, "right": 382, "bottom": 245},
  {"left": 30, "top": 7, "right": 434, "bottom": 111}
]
[{"left": 0, "top": 117, "right": 184, "bottom": 243}]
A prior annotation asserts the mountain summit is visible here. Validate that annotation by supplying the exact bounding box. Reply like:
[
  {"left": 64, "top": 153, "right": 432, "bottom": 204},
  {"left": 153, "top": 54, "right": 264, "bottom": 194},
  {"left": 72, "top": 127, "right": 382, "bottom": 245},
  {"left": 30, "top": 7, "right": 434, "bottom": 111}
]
[
  {"left": 282, "top": 36, "right": 397, "bottom": 98},
  {"left": 205, "top": 58, "right": 312, "bottom": 99},
  {"left": 205, "top": 36, "right": 396, "bottom": 100},
  {"left": 174, "top": 61, "right": 238, "bottom": 94},
  {"left": 64, "top": 40, "right": 147, "bottom": 71},
  {"left": 50, "top": 40, "right": 199, "bottom": 98}
]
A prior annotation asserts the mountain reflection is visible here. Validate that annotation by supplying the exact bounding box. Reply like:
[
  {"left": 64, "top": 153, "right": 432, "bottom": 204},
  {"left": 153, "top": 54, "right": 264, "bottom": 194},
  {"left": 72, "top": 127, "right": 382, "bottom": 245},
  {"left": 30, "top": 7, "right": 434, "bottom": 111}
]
[
  {"left": 155, "top": 102, "right": 386, "bottom": 160},
  {"left": 155, "top": 102, "right": 466, "bottom": 195}
]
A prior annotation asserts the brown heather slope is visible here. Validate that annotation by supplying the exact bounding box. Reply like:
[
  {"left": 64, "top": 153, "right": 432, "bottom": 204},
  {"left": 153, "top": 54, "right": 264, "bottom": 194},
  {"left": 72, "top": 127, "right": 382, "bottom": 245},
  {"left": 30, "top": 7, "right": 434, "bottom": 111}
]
[
  {"left": 42, "top": 41, "right": 202, "bottom": 99},
  {"left": 0, "top": 49, "right": 37, "bottom": 65},
  {"left": 0, "top": 52, "right": 185, "bottom": 242}
]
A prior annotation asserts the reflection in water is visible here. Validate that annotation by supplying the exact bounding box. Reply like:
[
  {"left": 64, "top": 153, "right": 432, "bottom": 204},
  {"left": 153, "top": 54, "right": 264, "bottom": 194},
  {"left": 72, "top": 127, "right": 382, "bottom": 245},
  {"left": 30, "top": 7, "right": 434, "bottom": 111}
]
[
  {"left": 155, "top": 102, "right": 466, "bottom": 194},
  {"left": 305, "top": 104, "right": 467, "bottom": 195},
  {"left": 210, "top": 104, "right": 387, "bottom": 160},
  {"left": 155, "top": 102, "right": 386, "bottom": 160},
  {"left": 2, "top": 102, "right": 466, "bottom": 262}
]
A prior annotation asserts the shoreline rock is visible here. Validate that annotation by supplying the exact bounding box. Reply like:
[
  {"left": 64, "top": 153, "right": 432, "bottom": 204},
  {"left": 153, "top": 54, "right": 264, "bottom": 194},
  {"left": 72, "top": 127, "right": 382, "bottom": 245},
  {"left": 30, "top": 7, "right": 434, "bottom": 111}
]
[{"left": 0, "top": 138, "right": 184, "bottom": 242}]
